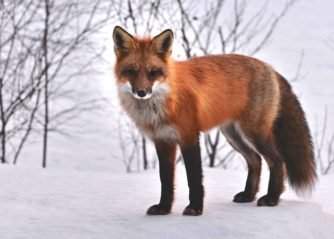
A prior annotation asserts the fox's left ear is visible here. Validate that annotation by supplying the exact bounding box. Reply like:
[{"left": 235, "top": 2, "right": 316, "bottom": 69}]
[{"left": 151, "top": 29, "right": 174, "bottom": 58}]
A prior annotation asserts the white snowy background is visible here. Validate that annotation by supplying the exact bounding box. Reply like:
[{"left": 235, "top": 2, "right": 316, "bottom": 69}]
[{"left": 1, "top": 0, "right": 334, "bottom": 238}]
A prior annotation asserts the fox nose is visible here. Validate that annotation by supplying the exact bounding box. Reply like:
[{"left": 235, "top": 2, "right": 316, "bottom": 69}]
[{"left": 137, "top": 89, "right": 147, "bottom": 98}]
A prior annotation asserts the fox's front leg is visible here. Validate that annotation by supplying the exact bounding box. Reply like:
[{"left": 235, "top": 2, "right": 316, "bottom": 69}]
[
  {"left": 147, "top": 141, "right": 176, "bottom": 215},
  {"left": 180, "top": 136, "right": 204, "bottom": 216}
]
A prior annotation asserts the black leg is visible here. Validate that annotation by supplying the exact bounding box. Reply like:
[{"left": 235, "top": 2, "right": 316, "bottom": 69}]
[
  {"left": 233, "top": 152, "right": 262, "bottom": 203},
  {"left": 221, "top": 123, "right": 262, "bottom": 203},
  {"left": 147, "top": 141, "right": 176, "bottom": 215},
  {"left": 180, "top": 136, "right": 204, "bottom": 216},
  {"left": 252, "top": 133, "right": 285, "bottom": 206}
]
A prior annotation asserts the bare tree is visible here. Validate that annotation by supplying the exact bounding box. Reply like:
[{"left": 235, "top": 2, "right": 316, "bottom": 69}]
[
  {"left": 316, "top": 34, "right": 334, "bottom": 174},
  {"left": 111, "top": 112, "right": 144, "bottom": 173},
  {"left": 42, "top": 0, "right": 50, "bottom": 168},
  {"left": 205, "top": 131, "right": 221, "bottom": 167},
  {"left": 290, "top": 49, "right": 307, "bottom": 82},
  {"left": 314, "top": 107, "right": 334, "bottom": 175},
  {"left": 0, "top": 0, "right": 116, "bottom": 166},
  {"left": 0, "top": 78, "right": 5, "bottom": 163},
  {"left": 0, "top": 1, "right": 44, "bottom": 164}
]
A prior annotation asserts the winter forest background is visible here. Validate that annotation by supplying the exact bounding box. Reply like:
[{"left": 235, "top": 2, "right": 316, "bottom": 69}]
[{"left": 0, "top": 0, "right": 334, "bottom": 238}]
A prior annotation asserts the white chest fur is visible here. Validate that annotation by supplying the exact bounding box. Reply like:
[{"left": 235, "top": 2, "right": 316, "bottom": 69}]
[
  {"left": 140, "top": 124, "right": 180, "bottom": 142},
  {"left": 117, "top": 82, "right": 180, "bottom": 142}
]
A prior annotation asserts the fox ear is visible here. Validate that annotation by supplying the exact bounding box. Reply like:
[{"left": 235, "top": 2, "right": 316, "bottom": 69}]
[
  {"left": 113, "top": 26, "right": 135, "bottom": 56},
  {"left": 151, "top": 29, "right": 174, "bottom": 57}
]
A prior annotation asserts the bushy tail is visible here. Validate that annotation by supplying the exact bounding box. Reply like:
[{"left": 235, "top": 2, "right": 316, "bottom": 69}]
[{"left": 273, "top": 74, "right": 317, "bottom": 195}]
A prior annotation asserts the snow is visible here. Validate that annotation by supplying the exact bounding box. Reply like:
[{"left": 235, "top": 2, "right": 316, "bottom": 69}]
[{"left": 1, "top": 165, "right": 334, "bottom": 239}]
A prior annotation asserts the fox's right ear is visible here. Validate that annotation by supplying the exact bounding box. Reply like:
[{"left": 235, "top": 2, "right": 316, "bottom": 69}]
[{"left": 113, "top": 26, "right": 135, "bottom": 56}]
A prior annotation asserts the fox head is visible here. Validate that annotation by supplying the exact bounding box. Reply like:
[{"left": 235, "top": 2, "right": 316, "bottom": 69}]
[{"left": 113, "top": 26, "right": 173, "bottom": 100}]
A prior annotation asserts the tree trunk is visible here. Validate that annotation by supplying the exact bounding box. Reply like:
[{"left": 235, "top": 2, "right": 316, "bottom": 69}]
[
  {"left": 206, "top": 130, "right": 220, "bottom": 168},
  {"left": 42, "top": 0, "right": 50, "bottom": 168},
  {"left": 142, "top": 136, "right": 148, "bottom": 170},
  {"left": 0, "top": 78, "right": 5, "bottom": 163}
]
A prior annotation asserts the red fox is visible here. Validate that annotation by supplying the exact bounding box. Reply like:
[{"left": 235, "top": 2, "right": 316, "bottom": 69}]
[{"left": 112, "top": 26, "right": 316, "bottom": 216}]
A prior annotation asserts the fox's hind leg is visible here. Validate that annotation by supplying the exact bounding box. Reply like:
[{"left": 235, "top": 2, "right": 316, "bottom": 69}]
[
  {"left": 238, "top": 123, "right": 285, "bottom": 206},
  {"left": 221, "top": 123, "right": 262, "bottom": 203},
  {"left": 251, "top": 132, "right": 285, "bottom": 206}
]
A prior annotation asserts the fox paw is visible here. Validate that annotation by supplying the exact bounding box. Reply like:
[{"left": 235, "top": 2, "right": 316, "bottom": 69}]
[
  {"left": 183, "top": 205, "right": 203, "bottom": 216},
  {"left": 146, "top": 204, "right": 171, "bottom": 215},
  {"left": 257, "top": 195, "right": 279, "bottom": 206},
  {"left": 233, "top": 191, "right": 255, "bottom": 203}
]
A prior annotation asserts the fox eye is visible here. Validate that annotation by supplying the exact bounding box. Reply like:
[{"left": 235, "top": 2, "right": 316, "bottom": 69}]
[
  {"left": 148, "top": 69, "right": 162, "bottom": 78},
  {"left": 122, "top": 68, "right": 137, "bottom": 76}
]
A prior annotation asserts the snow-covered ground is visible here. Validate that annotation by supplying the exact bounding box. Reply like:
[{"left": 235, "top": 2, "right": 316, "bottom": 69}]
[{"left": 1, "top": 165, "right": 333, "bottom": 239}]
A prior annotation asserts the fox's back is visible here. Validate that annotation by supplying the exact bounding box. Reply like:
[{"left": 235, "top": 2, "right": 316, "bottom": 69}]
[{"left": 170, "top": 54, "right": 280, "bottom": 132}]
